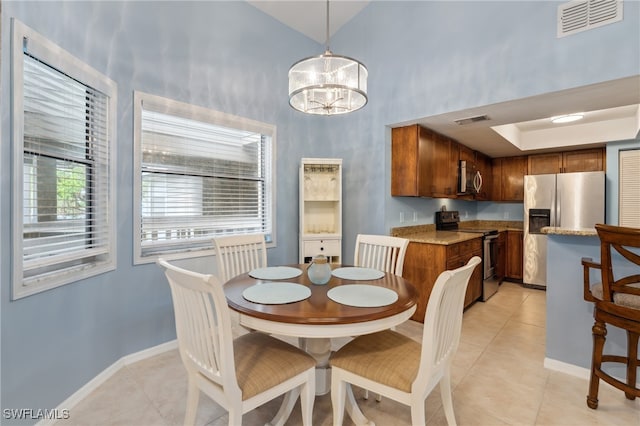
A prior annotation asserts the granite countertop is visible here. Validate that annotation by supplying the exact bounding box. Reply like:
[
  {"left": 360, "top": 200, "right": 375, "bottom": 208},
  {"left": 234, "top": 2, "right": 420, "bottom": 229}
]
[
  {"left": 391, "top": 220, "right": 524, "bottom": 246},
  {"left": 400, "top": 230, "right": 483, "bottom": 245},
  {"left": 541, "top": 226, "right": 598, "bottom": 236}
]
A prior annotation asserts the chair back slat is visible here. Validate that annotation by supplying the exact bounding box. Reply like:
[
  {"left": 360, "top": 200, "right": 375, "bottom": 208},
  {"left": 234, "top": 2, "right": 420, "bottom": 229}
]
[
  {"left": 213, "top": 234, "right": 267, "bottom": 283},
  {"left": 415, "top": 256, "right": 481, "bottom": 391},
  {"left": 354, "top": 234, "right": 409, "bottom": 276},
  {"left": 596, "top": 224, "right": 640, "bottom": 301},
  {"left": 159, "top": 259, "right": 238, "bottom": 393}
]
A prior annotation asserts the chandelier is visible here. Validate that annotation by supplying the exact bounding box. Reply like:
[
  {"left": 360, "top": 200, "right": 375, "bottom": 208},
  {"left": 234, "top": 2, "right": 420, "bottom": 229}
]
[{"left": 288, "top": 0, "right": 368, "bottom": 115}]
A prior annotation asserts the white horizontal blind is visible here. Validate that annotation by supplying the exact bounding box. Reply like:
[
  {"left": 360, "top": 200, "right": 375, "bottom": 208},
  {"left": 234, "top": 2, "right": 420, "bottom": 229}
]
[
  {"left": 137, "top": 104, "right": 273, "bottom": 259},
  {"left": 12, "top": 19, "right": 116, "bottom": 298},
  {"left": 619, "top": 149, "right": 640, "bottom": 228},
  {"left": 22, "top": 56, "right": 112, "bottom": 283}
]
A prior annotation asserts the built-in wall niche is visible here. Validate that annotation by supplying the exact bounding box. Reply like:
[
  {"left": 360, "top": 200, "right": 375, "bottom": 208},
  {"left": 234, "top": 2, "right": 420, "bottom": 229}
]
[{"left": 299, "top": 159, "right": 342, "bottom": 263}]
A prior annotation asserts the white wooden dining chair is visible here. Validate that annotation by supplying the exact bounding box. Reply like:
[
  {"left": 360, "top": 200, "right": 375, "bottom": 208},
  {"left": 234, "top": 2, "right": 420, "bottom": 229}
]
[
  {"left": 330, "top": 256, "right": 482, "bottom": 426},
  {"left": 157, "top": 259, "right": 315, "bottom": 426},
  {"left": 354, "top": 234, "right": 409, "bottom": 276},
  {"left": 213, "top": 233, "right": 267, "bottom": 283},
  {"left": 213, "top": 233, "right": 267, "bottom": 337},
  {"left": 353, "top": 233, "right": 410, "bottom": 400}
]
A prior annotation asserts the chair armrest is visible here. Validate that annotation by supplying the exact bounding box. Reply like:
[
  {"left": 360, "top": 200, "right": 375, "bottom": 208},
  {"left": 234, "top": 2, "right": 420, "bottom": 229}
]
[{"left": 582, "top": 257, "right": 601, "bottom": 302}]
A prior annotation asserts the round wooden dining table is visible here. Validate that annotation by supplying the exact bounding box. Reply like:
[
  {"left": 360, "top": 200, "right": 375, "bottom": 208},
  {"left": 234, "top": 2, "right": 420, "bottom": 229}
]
[
  {"left": 224, "top": 264, "right": 418, "bottom": 424},
  {"left": 224, "top": 264, "right": 418, "bottom": 406}
]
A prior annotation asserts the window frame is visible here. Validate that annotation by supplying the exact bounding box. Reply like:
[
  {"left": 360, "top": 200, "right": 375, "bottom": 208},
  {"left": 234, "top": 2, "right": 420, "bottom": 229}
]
[
  {"left": 11, "top": 19, "right": 117, "bottom": 299},
  {"left": 132, "top": 91, "right": 276, "bottom": 264}
]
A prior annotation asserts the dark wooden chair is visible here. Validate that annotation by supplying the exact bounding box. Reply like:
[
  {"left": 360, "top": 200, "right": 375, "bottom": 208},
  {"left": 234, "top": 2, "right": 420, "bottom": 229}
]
[{"left": 582, "top": 224, "right": 640, "bottom": 409}]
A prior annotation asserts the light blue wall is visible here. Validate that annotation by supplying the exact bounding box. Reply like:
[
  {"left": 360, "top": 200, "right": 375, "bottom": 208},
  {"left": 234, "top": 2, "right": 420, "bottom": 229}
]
[
  {"left": 0, "top": 0, "right": 327, "bottom": 417},
  {"left": 330, "top": 0, "right": 639, "bottom": 236},
  {"left": 1, "top": 0, "right": 639, "bottom": 418},
  {"left": 546, "top": 235, "right": 632, "bottom": 381}
]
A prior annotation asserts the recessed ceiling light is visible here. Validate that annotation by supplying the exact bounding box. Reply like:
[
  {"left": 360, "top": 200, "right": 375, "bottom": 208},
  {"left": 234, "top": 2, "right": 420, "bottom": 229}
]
[{"left": 550, "top": 113, "right": 584, "bottom": 124}]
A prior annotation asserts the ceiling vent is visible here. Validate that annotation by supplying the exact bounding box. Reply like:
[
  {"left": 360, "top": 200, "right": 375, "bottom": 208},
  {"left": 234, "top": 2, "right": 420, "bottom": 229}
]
[
  {"left": 454, "top": 115, "right": 490, "bottom": 126},
  {"left": 558, "top": 0, "right": 623, "bottom": 37}
]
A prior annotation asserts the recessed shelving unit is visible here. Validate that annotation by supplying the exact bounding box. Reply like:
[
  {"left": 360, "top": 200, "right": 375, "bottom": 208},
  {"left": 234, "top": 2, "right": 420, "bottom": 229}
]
[{"left": 299, "top": 158, "right": 342, "bottom": 264}]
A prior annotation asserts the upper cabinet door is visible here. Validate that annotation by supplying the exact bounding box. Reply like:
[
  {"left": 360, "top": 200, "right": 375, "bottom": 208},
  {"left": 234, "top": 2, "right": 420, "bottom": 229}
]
[
  {"left": 424, "top": 130, "right": 456, "bottom": 198},
  {"left": 475, "top": 152, "right": 493, "bottom": 200},
  {"left": 501, "top": 156, "right": 527, "bottom": 201},
  {"left": 562, "top": 148, "right": 605, "bottom": 173},
  {"left": 528, "top": 153, "right": 562, "bottom": 175},
  {"left": 492, "top": 156, "right": 527, "bottom": 202},
  {"left": 391, "top": 125, "right": 421, "bottom": 196},
  {"left": 391, "top": 125, "right": 457, "bottom": 198},
  {"left": 528, "top": 149, "right": 605, "bottom": 175}
]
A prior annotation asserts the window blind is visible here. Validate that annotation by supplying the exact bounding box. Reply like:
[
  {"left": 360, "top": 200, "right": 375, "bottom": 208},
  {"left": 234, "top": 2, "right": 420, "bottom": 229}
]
[
  {"left": 137, "top": 105, "right": 273, "bottom": 259},
  {"left": 619, "top": 149, "right": 640, "bottom": 227},
  {"left": 12, "top": 19, "right": 116, "bottom": 298},
  {"left": 21, "top": 55, "right": 111, "bottom": 283}
]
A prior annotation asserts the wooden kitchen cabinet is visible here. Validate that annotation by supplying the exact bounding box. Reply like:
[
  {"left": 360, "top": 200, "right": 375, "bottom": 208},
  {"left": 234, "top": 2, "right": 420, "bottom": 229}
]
[
  {"left": 562, "top": 148, "right": 605, "bottom": 173},
  {"left": 528, "top": 153, "right": 563, "bottom": 175},
  {"left": 527, "top": 148, "right": 605, "bottom": 175},
  {"left": 458, "top": 144, "right": 475, "bottom": 165},
  {"left": 403, "top": 237, "right": 482, "bottom": 322},
  {"left": 448, "top": 239, "right": 483, "bottom": 308},
  {"left": 491, "top": 156, "right": 527, "bottom": 201},
  {"left": 505, "top": 230, "right": 523, "bottom": 280},
  {"left": 391, "top": 124, "right": 457, "bottom": 198},
  {"left": 457, "top": 147, "right": 492, "bottom": 201},
  {"left": 475, "top": 151, "right": 493, "bottom": 200}
]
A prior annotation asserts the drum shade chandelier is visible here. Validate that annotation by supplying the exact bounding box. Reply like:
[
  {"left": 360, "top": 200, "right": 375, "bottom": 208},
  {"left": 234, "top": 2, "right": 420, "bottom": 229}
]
[{"left": 288, "top": 0, "right": 368, "bottom": 115}]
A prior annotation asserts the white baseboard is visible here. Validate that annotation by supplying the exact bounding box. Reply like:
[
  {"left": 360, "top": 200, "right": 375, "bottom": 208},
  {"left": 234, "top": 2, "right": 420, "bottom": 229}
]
[
  {"left": 544, "top": 357, "right": 591, "bottom": 380},
  {"left": 36, "top": 340, "right": 177, "bottom": 426},
  {"left": 545, "top": 356, "right": 640, "bottom": 388}
]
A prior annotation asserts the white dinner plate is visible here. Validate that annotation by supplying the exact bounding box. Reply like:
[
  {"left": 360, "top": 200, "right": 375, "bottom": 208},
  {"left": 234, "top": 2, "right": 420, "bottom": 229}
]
[
  {"left": 331, "top": 267, "right": 385, "bottom": 281},
  {"left": 242, "top": 282, "right": 311, "bottom": 305},
  {"left": 249, "top": 266, "right": 303, "bottom": 280},
  {"left": 327, "top": 284, "right": 398, "bottom": 308}
]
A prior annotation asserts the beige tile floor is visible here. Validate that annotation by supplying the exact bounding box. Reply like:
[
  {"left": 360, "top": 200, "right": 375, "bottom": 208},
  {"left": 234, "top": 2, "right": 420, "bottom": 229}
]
[{"left": 56, "top": 282, "right": 639, "bottom": 426}]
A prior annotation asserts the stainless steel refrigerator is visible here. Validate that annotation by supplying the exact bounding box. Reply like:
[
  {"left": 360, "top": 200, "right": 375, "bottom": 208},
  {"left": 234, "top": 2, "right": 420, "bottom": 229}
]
[{"left": 523, "top": 171, "right": 605, "bottom": 287}]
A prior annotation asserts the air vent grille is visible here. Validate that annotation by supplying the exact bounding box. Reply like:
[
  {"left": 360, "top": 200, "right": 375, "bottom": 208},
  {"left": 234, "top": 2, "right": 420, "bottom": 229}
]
[
  {"left": 454, "top": 115, "right": 490, "bottom": 126},
  {"left": 558, "top": 0, "right": 623, "bottom": 37}
]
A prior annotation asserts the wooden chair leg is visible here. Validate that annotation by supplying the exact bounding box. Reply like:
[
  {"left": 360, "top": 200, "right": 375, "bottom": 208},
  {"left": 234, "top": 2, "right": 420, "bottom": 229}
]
[
  {"left": 184, "top": 375, "right": 200, "bottom": 426},
  {"left": 587, "top": 319, "right": 607, "bottom": 409},
  {"left": 626, "top": 331, "right": 639, "bottom": 401}
]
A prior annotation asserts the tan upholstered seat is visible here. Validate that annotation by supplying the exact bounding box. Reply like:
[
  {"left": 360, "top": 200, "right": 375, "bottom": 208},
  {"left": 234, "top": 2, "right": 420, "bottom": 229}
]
[
  {"left": 590, "top": 282, "right": 640, "bottom": 310},
  {"left": 157, "top": 259, "right": 315, "bottom": 426},
  {"left": 351, "top": 233, "right": 410, "bottom": 401},
  {"left": 582, "top": 224, "right": 640, "bottom": 410},
  {"left": 330, "top": 330, "right": 420, "bottom": 393},
  {"left": 234, "top": 332, "right": 315, "bottom": 400}
]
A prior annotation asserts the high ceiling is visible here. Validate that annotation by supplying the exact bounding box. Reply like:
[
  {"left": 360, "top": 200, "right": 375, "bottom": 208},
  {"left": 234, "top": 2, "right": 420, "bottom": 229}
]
[
  {"left": 248, "top": 1, "right": 640, "bottom": 157},
  {"left": 248, "top": 1, "right": 370, "bottom": 44}
]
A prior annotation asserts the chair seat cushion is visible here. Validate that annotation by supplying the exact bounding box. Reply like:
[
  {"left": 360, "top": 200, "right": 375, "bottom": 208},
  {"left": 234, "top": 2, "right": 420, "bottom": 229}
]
[
  {"left": 329, "top": 330, "right": 420, "bottom": 393},
  {"left": 591, "top": 282, "right": 640, "bottom": 310},
  {"left": 234, "top": 332, "right": 315, "bottom": 400}
]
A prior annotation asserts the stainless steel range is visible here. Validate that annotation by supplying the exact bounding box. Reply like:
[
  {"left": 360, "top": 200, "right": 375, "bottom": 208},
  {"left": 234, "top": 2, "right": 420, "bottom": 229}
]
[{"left": 435, "top": 211, "right": 500, "bottom": 301}]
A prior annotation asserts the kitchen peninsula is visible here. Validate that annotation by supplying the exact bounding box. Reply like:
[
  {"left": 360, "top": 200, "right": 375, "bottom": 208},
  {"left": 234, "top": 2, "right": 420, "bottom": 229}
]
[
  {"left": 391, "top": 220, "right": 523, "bottom": 321},
  {"left": 542, "top": 231, "right": 632, "bottom": 382}
]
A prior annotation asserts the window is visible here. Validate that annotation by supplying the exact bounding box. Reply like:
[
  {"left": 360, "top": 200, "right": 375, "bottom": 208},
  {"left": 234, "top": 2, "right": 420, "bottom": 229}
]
[
  {"left": 133, "top": 91, "right": 275, "bottom": 263},
  {"left": 11, "top": 20, "right": 117, "bottom": 299},
  {"left": 619, "top": 149, "right": 640, "bottom": 227}
]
